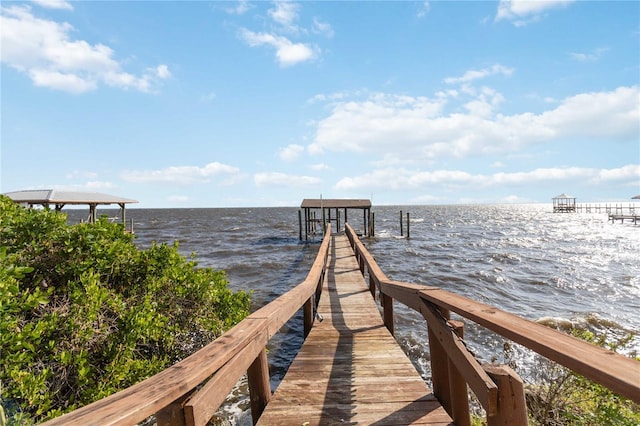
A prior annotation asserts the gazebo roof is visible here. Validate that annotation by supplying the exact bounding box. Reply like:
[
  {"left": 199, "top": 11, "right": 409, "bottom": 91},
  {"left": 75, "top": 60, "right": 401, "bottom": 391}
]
[
  {"left": 552, "top": 193, "right": 575, "bottom": 199},
  {"left": 4, "top": 189, "right": 138, "bottom": 206},
  {"left": 301, "top": 199, "right": 371, "bottom": 209}
]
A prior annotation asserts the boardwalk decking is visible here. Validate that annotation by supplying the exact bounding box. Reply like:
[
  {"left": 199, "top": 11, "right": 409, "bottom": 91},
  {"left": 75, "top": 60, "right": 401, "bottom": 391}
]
[{"left": 258, "top": 235, "right": 453, "bottom": 425}]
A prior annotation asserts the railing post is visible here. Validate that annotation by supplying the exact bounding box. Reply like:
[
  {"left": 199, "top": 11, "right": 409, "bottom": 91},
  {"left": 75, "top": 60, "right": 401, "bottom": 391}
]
[
  {"left": 483, "top": 364, "right": 528, "bottom": 426},
  {"left": 247, "top": 348, "right": 271, "bottom": 425},
  {"left": 382, "top": 293, "right": 394, "bottom": 336},
  {"left": 303, "top": 297, "right": 313, "bottom": 338},
  {"left": 428, "top": 307, "right": 452, "bottom": 415},
  {"left": 369, "top": 273, "right": 376, "bottom": 298},
  {"left": 448, "top": 320, "right": 470, "bottom": 426},
  {"left": 156, "top": 394, "right": 189, "bottom": 426}
]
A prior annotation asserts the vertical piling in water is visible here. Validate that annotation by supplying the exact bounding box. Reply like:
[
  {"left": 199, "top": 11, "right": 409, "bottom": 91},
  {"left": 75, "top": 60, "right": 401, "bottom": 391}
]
[
  {"left": 407, "top": 212, "right": 410, "bottom": 239},
  {"left": 400, "top": 210, "right": 404, "bottom": 237},
  {"left": 371, "top": 212, "right": 375, "bottom": 237},
  {"left": 298, "top": 210, "right": 302, "bottom": 240}
]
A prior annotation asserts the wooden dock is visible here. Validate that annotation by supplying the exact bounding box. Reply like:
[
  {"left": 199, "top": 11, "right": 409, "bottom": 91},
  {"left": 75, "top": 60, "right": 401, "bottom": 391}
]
[
  {"left": 41, "top": 224, "right": 640, "bottom": 426},
  {"left": 258, "top": 234, "right": 452, "bottom": 425},
  {"left": 608, "top": 213, "right": 640, "bottom": 224}
]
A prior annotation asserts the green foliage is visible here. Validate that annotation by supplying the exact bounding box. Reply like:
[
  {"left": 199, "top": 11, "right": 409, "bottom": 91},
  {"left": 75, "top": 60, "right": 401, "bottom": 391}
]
[
  {"left": 0, "top": 196, "right": 250, "bottom": 423},
  {"left": 526, "top": 328, "right": 640, "bottom": 425}
]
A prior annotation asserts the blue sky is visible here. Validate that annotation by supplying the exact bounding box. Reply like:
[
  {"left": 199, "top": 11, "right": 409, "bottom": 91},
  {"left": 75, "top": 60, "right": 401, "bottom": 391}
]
[{"left": 1, "top": 0, "right": 639, "bottom": 208}]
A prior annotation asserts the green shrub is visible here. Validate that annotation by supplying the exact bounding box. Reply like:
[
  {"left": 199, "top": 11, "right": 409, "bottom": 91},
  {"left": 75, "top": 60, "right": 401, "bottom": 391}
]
[
  {"left": 526, "top": 329, "right": 639, "bottom": 425},
  {"left": 0, "top": 196, "right": 250, "bottom": 423}
]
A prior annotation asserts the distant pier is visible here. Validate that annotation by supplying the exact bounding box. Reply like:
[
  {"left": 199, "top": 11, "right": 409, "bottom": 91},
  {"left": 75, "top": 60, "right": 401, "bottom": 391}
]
[{"left": 608, "top": 213, "right": 640, "bottom": 225}]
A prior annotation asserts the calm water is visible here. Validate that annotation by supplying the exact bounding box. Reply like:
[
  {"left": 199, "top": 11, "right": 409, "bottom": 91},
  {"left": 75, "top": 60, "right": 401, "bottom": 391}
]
[{"left": 69, "top": 204, "right": 640, "bottom": 423}]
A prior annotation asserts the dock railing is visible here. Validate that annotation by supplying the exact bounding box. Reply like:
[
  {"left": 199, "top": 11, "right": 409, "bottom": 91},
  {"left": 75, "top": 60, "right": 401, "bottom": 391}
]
[
  {"left": 345, "top": 222, "right": 640, "bottom": 425},
  {"left": 42, "top": 225, "right": 333, "bottom": 426}
]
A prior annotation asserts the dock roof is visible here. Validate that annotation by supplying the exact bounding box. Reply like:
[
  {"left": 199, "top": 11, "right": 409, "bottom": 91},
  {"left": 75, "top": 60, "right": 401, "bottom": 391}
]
[
  {"left": 4, "top": 189, "right": 138, "bottom": 206},
  {"left": 301, "top": 198, "right": 371, "bottom": 209}
]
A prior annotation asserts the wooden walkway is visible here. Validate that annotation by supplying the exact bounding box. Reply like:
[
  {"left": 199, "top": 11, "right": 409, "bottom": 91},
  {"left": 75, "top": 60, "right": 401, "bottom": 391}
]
[{"left": 258, "top": 235, "right": 453, "bottom": 425}]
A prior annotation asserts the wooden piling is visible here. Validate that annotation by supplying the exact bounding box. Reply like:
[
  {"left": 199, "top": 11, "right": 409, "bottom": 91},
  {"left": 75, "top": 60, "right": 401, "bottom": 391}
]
[
  {"left": 248, "top": 349, "right": 271, "bottom": 424},
  {"left": 448, "top": 320, "right": 470, "bottom": 426},
  {"left": 484, "top": 364, "right": 528, "bottom": 426}
]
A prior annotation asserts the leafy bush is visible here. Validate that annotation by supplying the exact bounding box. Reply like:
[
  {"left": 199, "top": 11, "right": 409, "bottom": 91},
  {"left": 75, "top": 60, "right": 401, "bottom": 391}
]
[
  {"left": 526, "top": 329, "right": 640, "bottom": 425},
  {"left": 0, "top": 195, "right": 250, "bottom": 423}
]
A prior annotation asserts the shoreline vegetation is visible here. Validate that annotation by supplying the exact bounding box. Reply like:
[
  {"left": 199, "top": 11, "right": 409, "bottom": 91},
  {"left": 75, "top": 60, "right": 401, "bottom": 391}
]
[
  {"left": 0, "top": 195, "right": 250, "bottom": 423},
  {"left": 1, "top": 195, "right": 638, "bottom": 424}
]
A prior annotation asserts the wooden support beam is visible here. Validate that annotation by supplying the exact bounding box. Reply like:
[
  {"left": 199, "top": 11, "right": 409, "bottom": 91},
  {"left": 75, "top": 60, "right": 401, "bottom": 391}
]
[
  {"left": 448, "top": 320, "right": 470, "bottom": 426},
  {"left": 419, "top": 287, "right": 640, "bottom": 403},
  {"left": 156, "top": 394, "right": 189, "bottom": 426},
  {"left": 303, "top": 296, "right": 313, "bottom": 338},
  {"left": 483, "top": 364, "right": 528, "bottom": 426},
  {"left": 428, "top": 325, "right": 451, "bottom": 415},
  {"left": 247, "top": 349, "right": 271, "bottom": 425},
  {"left": 382, "top": 293, "right": 394, "bottom": 336},
  {"left": 421, "top": 299, "right": 498, "bottom": 416},
  {"left": 183, "top": 328, "right": 269, "bottom": 426}
]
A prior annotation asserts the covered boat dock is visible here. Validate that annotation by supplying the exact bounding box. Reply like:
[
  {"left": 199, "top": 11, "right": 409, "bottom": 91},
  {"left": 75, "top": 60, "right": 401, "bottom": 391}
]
[
  {"left": 300, "top": 198, "right": 373, "bottom": 240},
  {"left": 4, "top": 189, "right": 138, "bottom": 227}
]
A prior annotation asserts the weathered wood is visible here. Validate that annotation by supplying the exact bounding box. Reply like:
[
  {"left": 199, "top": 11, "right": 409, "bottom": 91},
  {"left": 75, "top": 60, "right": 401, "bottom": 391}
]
[
  {"left": 420, "top": 299, "right": 498, "bottom": 415},
  {"left": 418, "top": 287, "right": 640, "bottom": 403},
  {"left": 257, "top": 234, "right": 453, "bottom": 425},
  {"left": 484, "top": 364, "right": 528, "bottom": 426},
  {"left": 155, "top": 394, "right": 188, "bottom": 426},
  {"left": 448, "top": 320, "right": 470, "bottom": 426},
  {"left": 428, "top": 325, "right": 452, "bottom": 415},
  {"left": 382, "top": 292, "right": 394, "bottom": 335},
  {"left": 303, "top": 296, "right": 313, "bottom": 337},
  {"left": 184, "top": 328, "right": 269, "bottom": 426},
  {"left": 247, "top": 349, "right": 271, "bottom": 425},
  {"left": 41, "top": 317, "right": 268, "bottom": 426}
]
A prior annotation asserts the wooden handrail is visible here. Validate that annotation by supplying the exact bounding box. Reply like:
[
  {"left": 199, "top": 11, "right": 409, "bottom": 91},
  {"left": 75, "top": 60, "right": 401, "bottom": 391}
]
[
  {"left": 42, "top": 225, "right": 332, "bottom": 426},
  {"left": 344, "top": 223, "right": 640, "bottom": 405}
]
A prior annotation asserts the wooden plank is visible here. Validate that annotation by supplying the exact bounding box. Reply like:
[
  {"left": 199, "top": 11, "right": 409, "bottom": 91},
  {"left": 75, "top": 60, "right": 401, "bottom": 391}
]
[
  {"left": 184, "top": 328, "right": 269, "bottom": 426},
  {"left": 419, "top": 288, "right": 640, "bottom": 403},
  {"left": 257, "top": 235, "right": 453, "bottom": 425}
]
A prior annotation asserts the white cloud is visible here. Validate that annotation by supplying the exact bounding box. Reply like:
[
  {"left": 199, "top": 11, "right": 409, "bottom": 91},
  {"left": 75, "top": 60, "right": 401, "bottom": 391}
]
[
  {"left": 121, "top": 162, "right": 241, "bottom": 185},
  {"left": 312, "top": 17, "right": 334, "bottom": 38},
  {"left": 31, "top": 0, "right": 73, "bottom": 10},
  {"left": 254, "top": 172, "right": 321, "bottom": 188},
  {"left": 0, "top": 5, "right": 170, "bottom": 93},
  {"left": 201, "top": 92, "right": 217, "bottom": 102},
  {"left": 279, "top": 144, "right": 305, "bottom": 161},
  {"left": 309, "top": 86, "right": 639, "bottom": 160},
  {"left": 569, "top": 47, "right": 609, "bottom": 62},
  {"left": 49, "top": 181, "right": 115, "bottom": 191},
  {"left": 334, "top": 165, "right": 639, "bottom": 192},
  {"left": 225, "top": 0, "right": 252, "bottom": 15},
  {"left": 496, "top": 0, "right": 574, "bottom": 26},
  {"left": 155, "top": 64, "right": 171, "bottom": 79},
  {"left": 417, "top": 1, "right": 430, "bottom": 18},
  {"left": 310, "top": 163, "right": 331, "bottom": 171},
  {"left": 29, "top": 69, "right": 96, "bottom": 93},
  {"left": 269, "top": 1, "right": 301, "bottom": 33},
  {"left": 239, "top": 28, "right": 316, "bottom": 67},
  {"left": 444, "top": 64, "right": 514, "bottom": 85}
]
